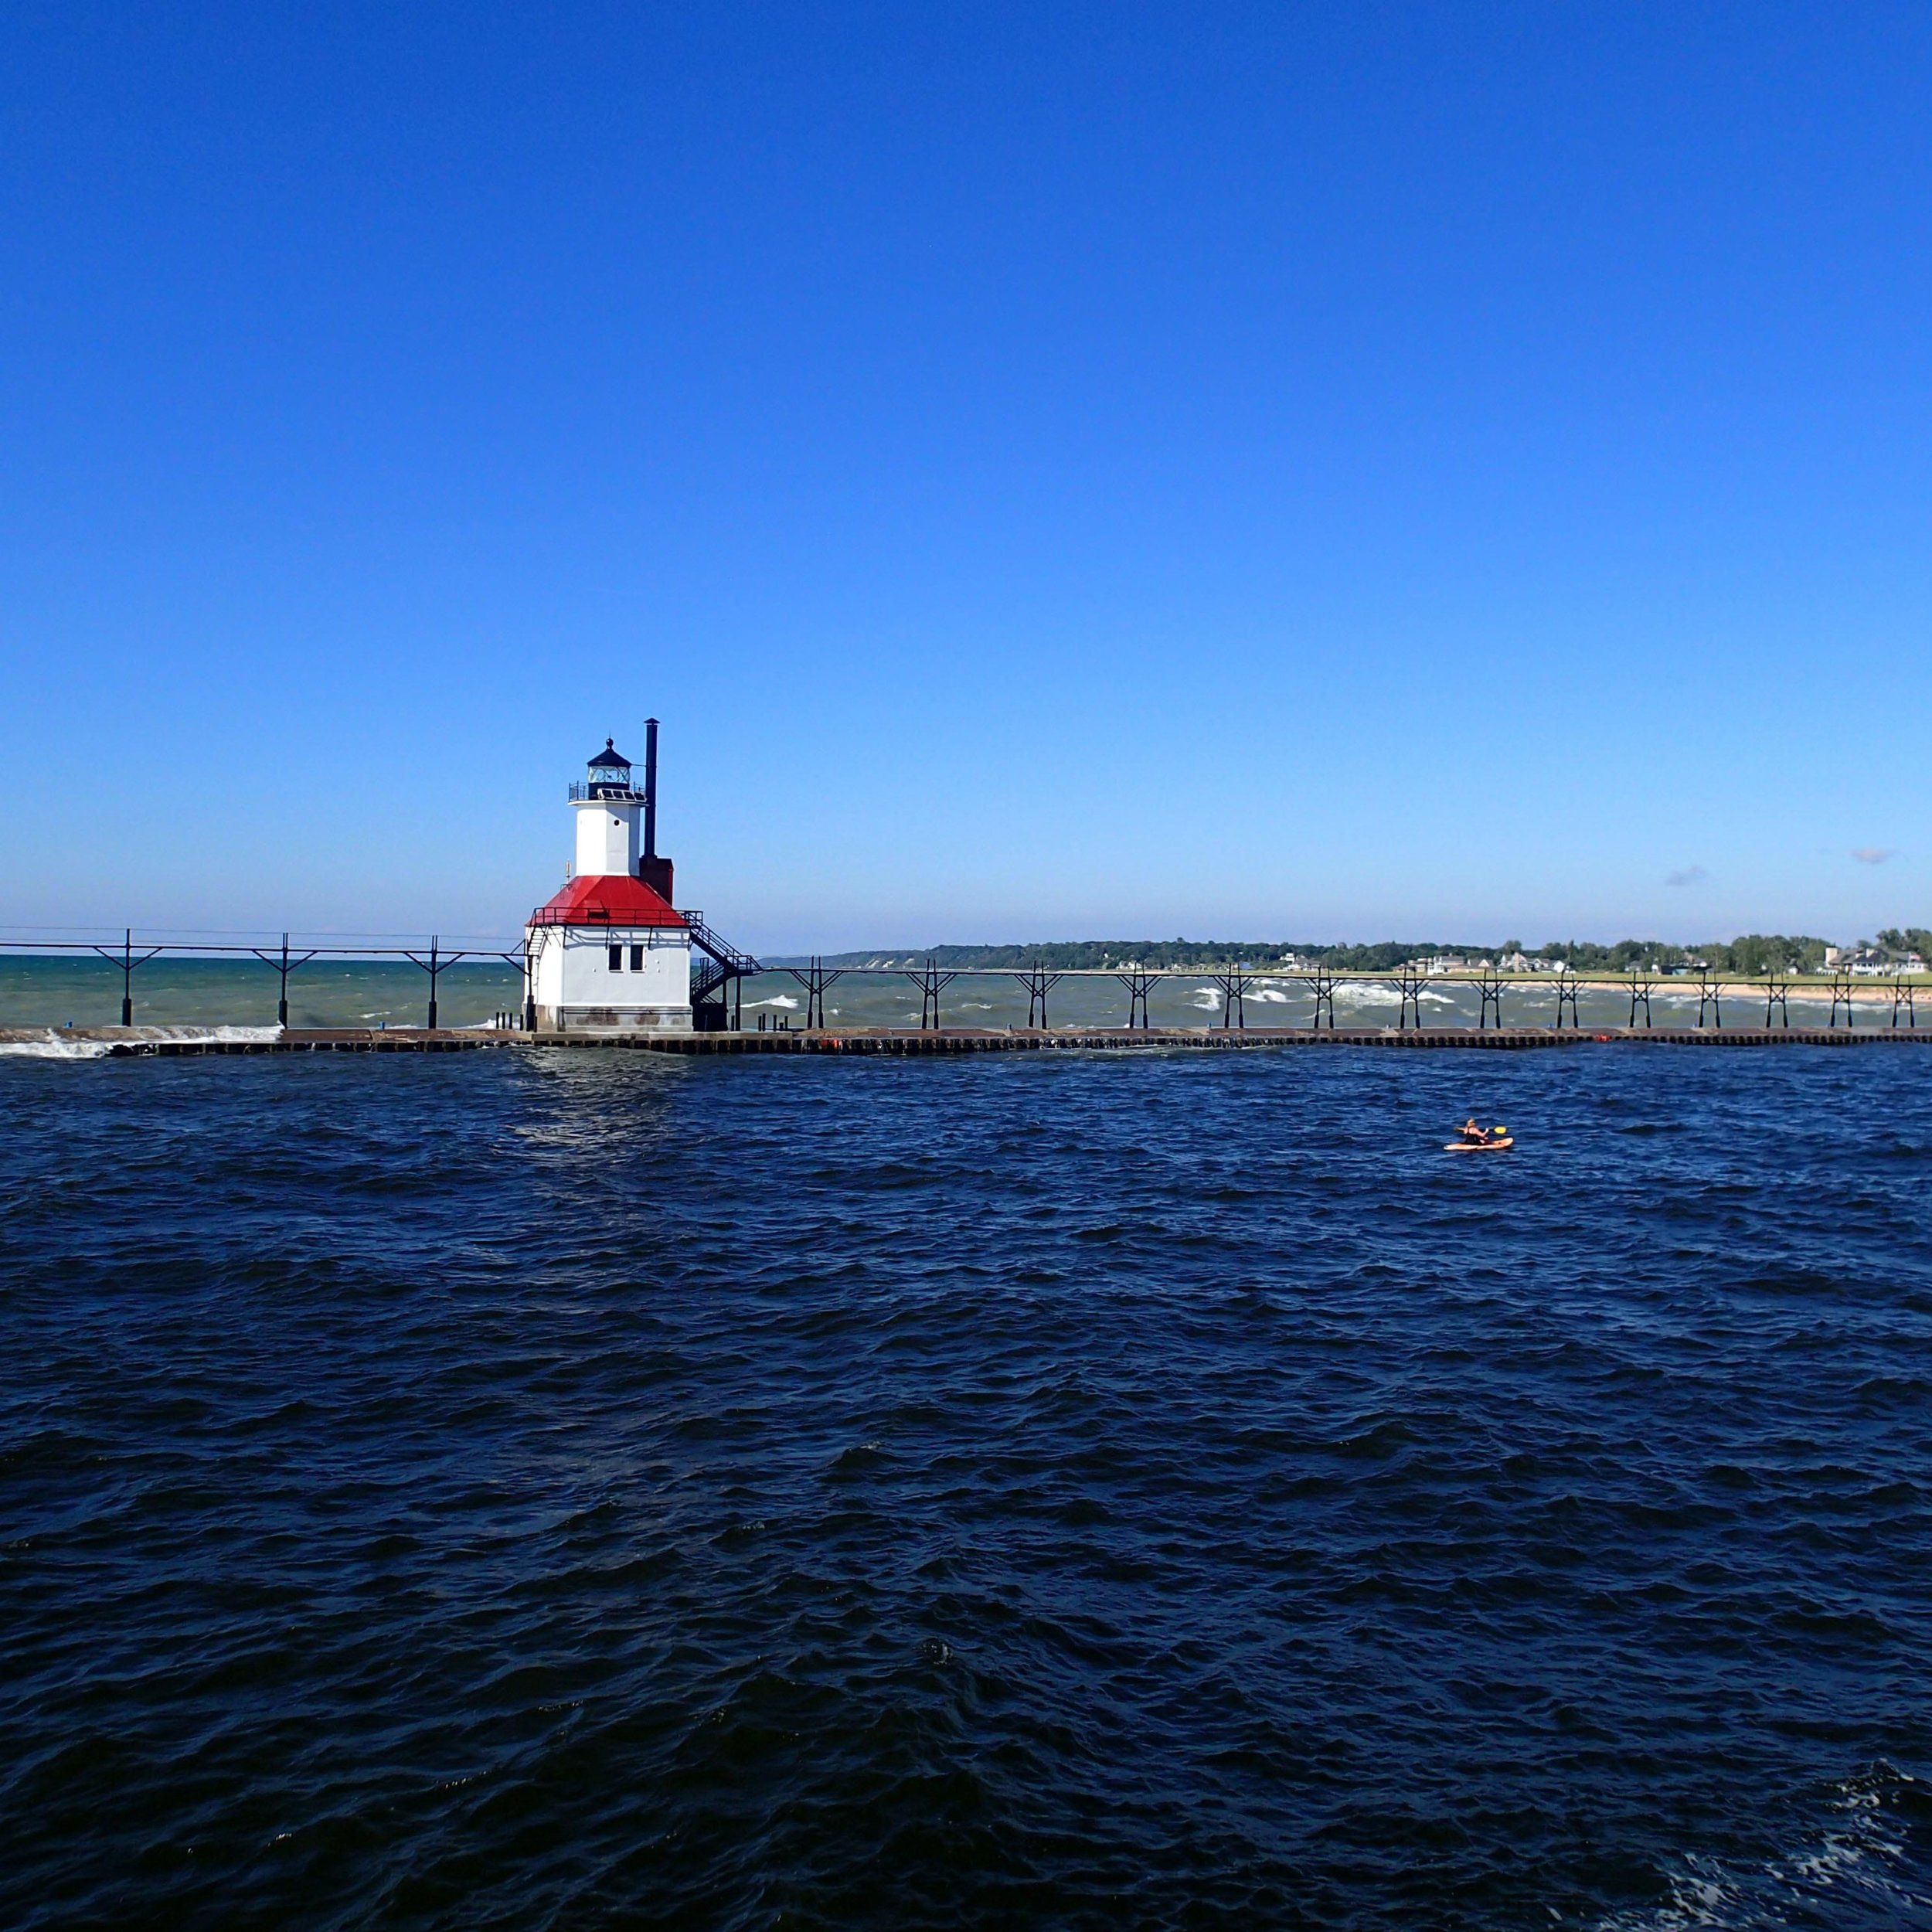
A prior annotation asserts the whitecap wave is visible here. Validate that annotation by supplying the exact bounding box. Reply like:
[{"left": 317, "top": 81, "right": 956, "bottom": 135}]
[
  {"left": 0, "top": 1031, "right": 117, "bottom": 1060},
  {"left": 743, "top": 995, "right": 800, "bottom": 1009},
  {"left": 0, "top": 1025, "right": 283, "bottom": 1059},
  {"left": 1340, "top": 982, "right": 1403, "bottom": 1007},
  {"left": 1592, "top": 1768, "right": 1929, "bottom": 1931}
]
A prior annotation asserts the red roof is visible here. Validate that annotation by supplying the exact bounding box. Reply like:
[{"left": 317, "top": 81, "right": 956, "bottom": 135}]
[{"left": 528, "top": 873, "right": 687, "bottom": 929}]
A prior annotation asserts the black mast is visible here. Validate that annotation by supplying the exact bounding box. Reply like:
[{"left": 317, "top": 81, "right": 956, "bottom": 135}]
[{"left": 643, "top": 716, "right": 658, "bottom": 860}]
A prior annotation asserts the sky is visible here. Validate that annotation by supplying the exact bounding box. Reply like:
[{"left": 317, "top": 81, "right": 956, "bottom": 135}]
[{"left": 2, "top": 2, "right": 1927, "bottom": 952}]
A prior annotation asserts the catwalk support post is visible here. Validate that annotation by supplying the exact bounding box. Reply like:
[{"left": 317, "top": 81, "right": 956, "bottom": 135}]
[
  {"left": 1830, "top": 972, "right": 1857, "bottom": 1030},
  {"left": 1396, "top": 967, "right": 1425, "bottom": 1032},
  {"left": 1114, "top": 968, "right": 1159, "bottom": 1030},
  {"left": 249, "top": 934, "right": 319, "bottom": 1027},
  {"left": 1306, "top": 968, "right": 1338, "bottom": 1031},
  {"left": 1553, "top": 971, "right": 1580, "bottom": 1031},
  {"left": 1697, "top": 972, "right": 1725, "bottom": 1031},
  {"left": 402, "top": 937, "right": 471, "bottom": 1030},
  {"left": 908, "top": 957, "right": 957, "bottom": 1030},
  {"left": 1015, "top": 965, "right": 1061, "bottom": 1030},
  {"left": 1628, "top": 974, "right": 1655, "bottom": 1029},
  {"left": 91, "top": 929, "right": 163, "bottom": 1027},
  {"left": 1478, "top": 968, "right": 1505, "bottom": 1032},
  {"left": 787, "top": 957, "right": 845, "bottom": 1029},
  {"left": 1213, "top": 967, "right": 1255, "bottom": 1029}
]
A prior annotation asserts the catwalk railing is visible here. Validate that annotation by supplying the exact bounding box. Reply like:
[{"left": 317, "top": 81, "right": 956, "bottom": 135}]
[
  {"left": 760, "top": 961, "right": 1923, "bottom": 1034},
  {"left": 0, "top": 931, "right": 529, "bottom": 1029},
  {"left": 0, "top": 936, "right": 1920, "bottom": 1034}
]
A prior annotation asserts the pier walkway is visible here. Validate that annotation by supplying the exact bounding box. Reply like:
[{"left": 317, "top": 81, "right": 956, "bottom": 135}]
[{"left": 18, "top": 1025, "right": 1931, "bottom": 1057}]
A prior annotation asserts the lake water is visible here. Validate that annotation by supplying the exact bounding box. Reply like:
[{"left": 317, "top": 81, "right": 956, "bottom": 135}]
[{"left": 3, "top": 1046, "right": 1929, "bottom": 1928}]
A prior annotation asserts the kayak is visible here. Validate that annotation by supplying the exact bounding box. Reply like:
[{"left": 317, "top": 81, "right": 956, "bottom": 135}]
[{"left": 1444, "top": 1136, "right": 1514, "bottom": 1152}]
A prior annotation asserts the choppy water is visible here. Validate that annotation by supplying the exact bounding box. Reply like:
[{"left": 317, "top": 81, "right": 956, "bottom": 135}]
[{"left": 3, "top": 1048, "right": 1930, "bottom": 1930}]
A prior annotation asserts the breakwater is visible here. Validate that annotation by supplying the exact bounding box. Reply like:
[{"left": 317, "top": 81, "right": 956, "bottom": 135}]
[{"left": 14, "top": 1023, "right": 1930, "bottom": 1058}]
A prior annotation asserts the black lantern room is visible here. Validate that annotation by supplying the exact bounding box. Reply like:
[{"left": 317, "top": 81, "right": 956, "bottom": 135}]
[{"left": 585, "top": 738, "right": 634, "bottom": 799}]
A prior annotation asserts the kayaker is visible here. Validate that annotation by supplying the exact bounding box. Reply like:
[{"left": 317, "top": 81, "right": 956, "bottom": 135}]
[{"left": 1460, "top": 1117, "right": 1490, "bottom": 1145}]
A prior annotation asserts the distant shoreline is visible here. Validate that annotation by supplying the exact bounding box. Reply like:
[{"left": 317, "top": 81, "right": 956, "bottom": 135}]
[{"left": 764, "top": 934, "right": 1919, "bottom": 975}]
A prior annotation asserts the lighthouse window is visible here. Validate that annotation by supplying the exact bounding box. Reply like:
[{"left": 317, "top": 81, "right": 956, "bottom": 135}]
[
  {"left": 630, "top": 945, "right": 645, "bottom": 971},
  {"left": 608, "top": 945, "right": 624, "bottom": 971}
]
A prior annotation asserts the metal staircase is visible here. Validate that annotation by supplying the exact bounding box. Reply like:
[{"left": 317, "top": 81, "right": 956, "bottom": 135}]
[{"left": 681, "top": 911, "right": 761, "bottom": 1030}]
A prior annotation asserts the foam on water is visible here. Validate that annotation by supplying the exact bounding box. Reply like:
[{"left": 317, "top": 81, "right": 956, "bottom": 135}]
[
  {"left": 0, "top": 1024, "right": 282, "bottom": 1059},
  {"left": 1594, "top": 1769, "right": 1932, "bottom": 1931},
  {"left": 0, "top": 1030, "right": 118, "bottom": 1060},
  {"left": 1339, "top": 981, "right": 1403, "bottom": 1006}
]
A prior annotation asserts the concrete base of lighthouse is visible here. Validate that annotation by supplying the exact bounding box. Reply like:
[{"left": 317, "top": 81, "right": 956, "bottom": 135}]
[{"left": 532, "top": 1005, "right": 693, "bottom": 1034}]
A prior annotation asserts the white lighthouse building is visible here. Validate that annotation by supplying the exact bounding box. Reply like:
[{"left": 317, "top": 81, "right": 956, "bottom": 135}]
[{"left": 524, "top": 732, "right": 692, "bottom": 1033}]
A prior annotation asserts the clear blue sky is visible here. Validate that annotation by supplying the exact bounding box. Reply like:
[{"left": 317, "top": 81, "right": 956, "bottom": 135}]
[{"left": 2, "top": 3, "right": 1927, "bottom": 950}]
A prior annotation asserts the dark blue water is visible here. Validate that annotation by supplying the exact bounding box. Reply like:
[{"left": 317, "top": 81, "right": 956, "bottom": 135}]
[{"left": 4, "top": 1049, "right": 1930, "bottom": 1930}]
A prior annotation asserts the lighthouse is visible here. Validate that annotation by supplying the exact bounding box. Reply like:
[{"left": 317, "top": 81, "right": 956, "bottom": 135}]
[{"left": 523, "top": 725, "right": 693, "bottom": 1032}]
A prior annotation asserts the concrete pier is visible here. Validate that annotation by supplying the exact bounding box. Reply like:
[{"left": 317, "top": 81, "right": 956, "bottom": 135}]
[{"left": 13, "top": 1024, "right": 1927, "bottom": 1057}]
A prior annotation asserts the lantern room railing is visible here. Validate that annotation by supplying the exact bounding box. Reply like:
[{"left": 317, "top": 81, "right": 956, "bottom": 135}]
[{"left": 567, "top": 781, "right": 647, "bottom": 802}]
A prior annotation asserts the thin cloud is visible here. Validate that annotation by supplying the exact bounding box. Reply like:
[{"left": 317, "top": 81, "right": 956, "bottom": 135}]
[
  {"left": 1852, "top": 847, "right": 1897, "bottom": 865},
  {"left": 1665, "top": 864, "right": 1709, "bottom": 887}
]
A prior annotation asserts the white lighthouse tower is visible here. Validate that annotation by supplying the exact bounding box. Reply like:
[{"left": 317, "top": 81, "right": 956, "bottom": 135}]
[{"left": 523, "top": 730, "right": 692, "bottom": 1033}]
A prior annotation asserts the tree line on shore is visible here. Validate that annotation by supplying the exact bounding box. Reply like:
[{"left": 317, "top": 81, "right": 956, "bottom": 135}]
[{"left": 803, "top": 929, "right": 1931, "bottom": 973}]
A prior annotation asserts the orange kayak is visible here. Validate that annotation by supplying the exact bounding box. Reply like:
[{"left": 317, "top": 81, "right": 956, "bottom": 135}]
[{"left": 1444, "top": 1136, "right": 1515, "bottom": 1152}]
